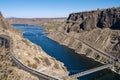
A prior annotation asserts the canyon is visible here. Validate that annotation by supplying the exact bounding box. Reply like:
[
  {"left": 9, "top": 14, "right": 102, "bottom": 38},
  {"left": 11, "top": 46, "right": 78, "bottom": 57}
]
[
  {"left": 48, "top": 7, "right": 120, "bottom": 74},
  {"left": 5, "top": 7, "right": 120, "bottom": 79},
  {"left": 0, "top": 12, "right": 75, "bottom": 80}
]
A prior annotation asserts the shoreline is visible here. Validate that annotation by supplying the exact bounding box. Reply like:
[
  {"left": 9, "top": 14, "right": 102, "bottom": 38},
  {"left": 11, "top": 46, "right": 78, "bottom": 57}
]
[
  {"left": 12, "top": 23, "right": 120, "bottom": 76},
  {"left": 47, "top": 30, "right": 120, "bottom": 76}
]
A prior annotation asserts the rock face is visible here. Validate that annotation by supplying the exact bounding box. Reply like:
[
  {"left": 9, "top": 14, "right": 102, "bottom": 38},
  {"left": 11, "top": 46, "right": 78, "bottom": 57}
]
[
  {"left": 48, "top": 7, "right": 120, "bottom": 74},
  {"left": 64, "top": 7, "right": 120, "bottom": 32},
  {"left": 0, "top": 13, "right": 74, "bottom": 80}
]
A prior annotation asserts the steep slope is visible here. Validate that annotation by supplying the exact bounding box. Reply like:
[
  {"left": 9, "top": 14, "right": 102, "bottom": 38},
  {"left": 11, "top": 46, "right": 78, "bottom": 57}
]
[
  {"left": 64, "top": 7, "right": 120, "bottom": 32},
  {"left": 0, "top": 12, "right": 75, "bottom": 80},
  {"left": 48, "top": 7, "right": 120, "bottom": 74}
]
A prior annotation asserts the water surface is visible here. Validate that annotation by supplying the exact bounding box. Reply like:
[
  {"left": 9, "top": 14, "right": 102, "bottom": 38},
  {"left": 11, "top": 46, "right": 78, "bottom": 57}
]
[{"left": 13, "top": 24, "right": 120, "bottom": 80}]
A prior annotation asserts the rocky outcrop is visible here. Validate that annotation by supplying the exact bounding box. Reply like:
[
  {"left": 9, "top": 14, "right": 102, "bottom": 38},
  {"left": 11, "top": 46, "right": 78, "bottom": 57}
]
[
  {"left": 64, "top": 7, "right": 120, "bottom": 32},
  {"left": 0, "top": 12, "right": 75, "bottom": 80},
  {"left": 48, "top": 7, "right": 120, "bottom": 74}
]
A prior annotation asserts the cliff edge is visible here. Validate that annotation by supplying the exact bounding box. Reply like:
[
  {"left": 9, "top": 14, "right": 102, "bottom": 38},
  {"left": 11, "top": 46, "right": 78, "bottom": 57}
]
[{"left": 65, "top": 7, "right": 120, "bottom": 32}]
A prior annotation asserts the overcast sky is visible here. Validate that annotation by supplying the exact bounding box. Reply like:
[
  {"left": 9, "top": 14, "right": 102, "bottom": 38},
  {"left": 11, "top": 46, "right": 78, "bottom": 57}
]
[{"left": 0, "top": 0, "right": 120, "bottom": 18}]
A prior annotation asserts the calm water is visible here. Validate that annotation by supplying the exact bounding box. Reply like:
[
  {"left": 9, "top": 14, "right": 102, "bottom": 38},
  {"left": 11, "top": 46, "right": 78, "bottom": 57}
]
[{"left": 13, "top": 24, "right": 120, "bottom": 80}]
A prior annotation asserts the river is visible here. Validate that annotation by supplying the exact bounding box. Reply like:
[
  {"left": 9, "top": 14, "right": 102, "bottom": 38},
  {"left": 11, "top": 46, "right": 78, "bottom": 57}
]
[{"left": 13, "top": 24, "right": 120, "bottom": 80}]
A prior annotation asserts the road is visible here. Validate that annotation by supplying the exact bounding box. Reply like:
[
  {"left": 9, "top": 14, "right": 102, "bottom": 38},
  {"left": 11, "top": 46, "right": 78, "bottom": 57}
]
[
  {"left": 0, "top": 34, "right": 61, "bottom": 80},
  {"left": 0, "top": 31, "right": 117, "bottom": 80},
  {"left": 11, "top": 53, "right": 61, "bottom": 80}
]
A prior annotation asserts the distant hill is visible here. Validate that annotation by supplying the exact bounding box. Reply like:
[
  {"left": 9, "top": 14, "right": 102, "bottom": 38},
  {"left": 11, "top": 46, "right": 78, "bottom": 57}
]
[{"left": 6, "top": 17, "right": 66, "bottom": 26}]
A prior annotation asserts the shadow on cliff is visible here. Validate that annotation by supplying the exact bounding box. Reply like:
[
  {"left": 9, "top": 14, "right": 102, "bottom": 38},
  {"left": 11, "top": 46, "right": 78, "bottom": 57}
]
[
  {"left": 97, "top": 21, "right": 120, "bottom": 30},
  {"left": 111, "top": 21, "right": 120, "bottom": 30}
]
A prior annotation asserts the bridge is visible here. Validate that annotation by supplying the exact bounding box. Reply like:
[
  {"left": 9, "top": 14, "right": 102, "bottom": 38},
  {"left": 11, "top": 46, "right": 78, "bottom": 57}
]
[
  {"left": 54, "top": 30, "right": 118, "bottom": 78},
  {"left": 0, "top": 34, "right": 117, "bottom": 79},
  {"left": 70, "top": 64, "right": 113, "bottom": 78},
  {"left": 0, "top": 34, "right": 61, "bottom": 80}
]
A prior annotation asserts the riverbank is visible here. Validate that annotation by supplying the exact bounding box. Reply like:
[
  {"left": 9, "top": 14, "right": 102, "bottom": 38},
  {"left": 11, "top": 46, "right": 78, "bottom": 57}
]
[
  {"left": 47, "top": 28, "right": 120, "bottom": 75},
  {"left": 0, "top": 12, "right": 75, "bottom": 79},
  {"left": 47, "top": 7, "right": 120, "bottom": 75},
  {"left": 13, "top": 24, "right": 120, "bottom": 80}
]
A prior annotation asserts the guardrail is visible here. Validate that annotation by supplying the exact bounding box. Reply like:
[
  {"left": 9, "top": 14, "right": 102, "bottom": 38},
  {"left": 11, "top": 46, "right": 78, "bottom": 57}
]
[{"left": 11, "top": 53, "right": 61, "bottom": 80}]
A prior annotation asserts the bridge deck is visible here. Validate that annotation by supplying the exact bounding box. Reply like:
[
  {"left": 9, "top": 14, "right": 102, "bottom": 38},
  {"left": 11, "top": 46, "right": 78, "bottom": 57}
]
[{"left": 70, "top": 64, "right": 113, "bottom": 78}]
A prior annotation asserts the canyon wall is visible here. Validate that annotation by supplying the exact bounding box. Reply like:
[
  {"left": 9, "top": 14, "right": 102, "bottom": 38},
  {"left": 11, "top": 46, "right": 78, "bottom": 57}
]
[
  {"left": 64, "top": 7, "right": 120, "bottom": 32},
  {"left": 0, "top": 12, "right": 75, "bottom": 80},
  {"left": 48, "top": 7, "right": 120, "bottom": 74}
]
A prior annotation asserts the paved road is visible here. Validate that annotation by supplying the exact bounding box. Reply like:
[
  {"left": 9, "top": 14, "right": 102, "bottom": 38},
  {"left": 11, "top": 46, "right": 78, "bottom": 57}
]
[
  {"left": 0, "top": 34, "right": 61, "bottom": 80},
  {"left": 70, "top": 64, "right": 113, "bottom": 78},
  {"left": 0, "top": 31, "right": 117, "bottom": 80},
  {"left": 11, "top": 53, "right": 61, "bottom": 80}
]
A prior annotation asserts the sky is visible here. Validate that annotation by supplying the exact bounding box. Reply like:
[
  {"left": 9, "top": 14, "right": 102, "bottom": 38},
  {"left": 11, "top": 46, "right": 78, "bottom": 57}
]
[{"left": 0, "top": 0, "right": 120, "bottom": 18}]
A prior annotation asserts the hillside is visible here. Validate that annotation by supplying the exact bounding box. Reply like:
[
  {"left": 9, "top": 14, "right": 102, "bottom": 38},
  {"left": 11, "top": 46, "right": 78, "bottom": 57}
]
[
  {"left": 7, "top": 17, "right": 66, "bottom": 26},
  {"left": 7, "top": 17, "right": 66, "bottom": 33},
  {"left": 0, "top": 12, "right": 75, "bottom": 80},
  {"left": 48, "top": 7, "right": 120, "bottom": 74}
]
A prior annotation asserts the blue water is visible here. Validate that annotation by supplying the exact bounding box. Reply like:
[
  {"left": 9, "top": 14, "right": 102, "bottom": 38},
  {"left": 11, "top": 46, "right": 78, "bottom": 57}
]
[{"left": 13, "top": 24, "right": 120, "bottom": 80}]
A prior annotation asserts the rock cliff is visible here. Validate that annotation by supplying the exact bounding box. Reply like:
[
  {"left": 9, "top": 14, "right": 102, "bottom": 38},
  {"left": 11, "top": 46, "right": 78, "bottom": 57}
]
[
  {"left": 0, "top": 12, "right": 74, "bottom": 80},
  {"left": 48, "top": 7, "right": 120, "bottom": 74},
  {"left": 64, "top": 7, "right": 120, "bottom": 32}
]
